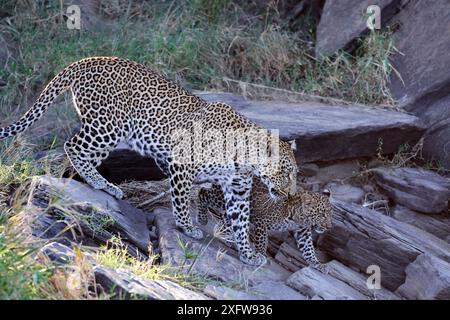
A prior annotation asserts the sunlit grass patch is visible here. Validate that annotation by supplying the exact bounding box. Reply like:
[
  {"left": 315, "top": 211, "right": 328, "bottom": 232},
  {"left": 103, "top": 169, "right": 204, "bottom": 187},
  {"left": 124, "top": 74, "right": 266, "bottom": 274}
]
[{"left": 96, "top": 236, "right": 211, "bottom": 291}]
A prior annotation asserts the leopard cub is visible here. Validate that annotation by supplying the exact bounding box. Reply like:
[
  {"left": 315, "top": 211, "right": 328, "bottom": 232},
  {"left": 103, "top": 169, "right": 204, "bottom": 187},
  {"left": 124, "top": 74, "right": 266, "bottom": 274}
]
[{"left": 198, "top": 179, "right": 332, "bottom": 272}]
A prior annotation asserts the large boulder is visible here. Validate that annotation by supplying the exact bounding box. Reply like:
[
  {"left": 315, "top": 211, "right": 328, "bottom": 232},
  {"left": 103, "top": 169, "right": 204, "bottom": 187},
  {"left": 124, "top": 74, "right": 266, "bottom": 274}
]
[
  {"left": 319, "top": 200, "right": 450, "bottom": 291},
  {"left": 396, "top": 254, "right": 450, "bottom": 300},
  {"left": 372, "top": 167, "right": 450, "bottom": 214},
  {"left": 315, "top": 0, "right": 402, "bottom": 56},
  {"left": 389, "top": 0, "right": 450, "bottom": 107},
  {"left": 419, "top": 95, "right": 450, "bottom": 170},
  {"left": 325, "top": 260, "right": 399, "bottom": 300},
  {"left": 198, "top": 92, "right": 425, "bottom": 163},
  {"left": 392, "top": 206, "right": 450, "bottom": 243},
  {"left": 388, "top": 0, "right": 450, "bottom": 169}
]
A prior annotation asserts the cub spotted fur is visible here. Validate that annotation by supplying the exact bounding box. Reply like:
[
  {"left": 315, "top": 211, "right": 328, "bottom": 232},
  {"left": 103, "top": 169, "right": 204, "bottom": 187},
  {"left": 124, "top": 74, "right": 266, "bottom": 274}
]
[{"left": 198, "top": 178, "right": 332, "bottom": 271}]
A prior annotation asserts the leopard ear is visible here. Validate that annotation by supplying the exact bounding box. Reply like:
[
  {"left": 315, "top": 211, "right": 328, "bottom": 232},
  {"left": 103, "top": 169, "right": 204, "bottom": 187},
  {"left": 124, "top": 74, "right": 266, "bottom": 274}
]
[
  {"left": 289, "top": 139, "right": 297, "bottom": 151},
  {"left": 322, "top": 189, "right": 331, "bottom": 197}
]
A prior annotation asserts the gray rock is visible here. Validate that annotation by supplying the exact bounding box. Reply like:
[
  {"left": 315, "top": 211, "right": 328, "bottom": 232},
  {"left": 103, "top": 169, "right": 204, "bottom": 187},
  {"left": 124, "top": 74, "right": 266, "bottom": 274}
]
[
  {"left": 40, "top": 241, "right": 96, "bottom": 265},
  {"left": 203, "top": 285, "right": 260, "bottom": 300},
  {"left": 299, "top": 163, "right": 320, "bottom": 177},
  {"left": 326, "top": 260, "right": 400, "bottom": 300},
  {"left": 420, "top": 97, "right": 450, "bottom": 170},
  {"left": 319, "top": 200, "right": 450, "bottom": 291},
  {"left": 327, "top": 183, "right": 365, "bottom": 204},
  {"left": 367, "top": 158, "right": 384, "bottom": 169},
  {"left": 274, "top": 242, "right": 330, "bottom": 273},
  {"left": 372, "top": 167, "right": 450, "bottom": 214},
  {"left": 388, "top": 0, "right": 450, "bottom": 169},
  {"left": 204, "top": 279, "right": 307, "bottom": 300},
  {"left": 251, "top": 280, "right": 308, "bottom": 300},
  {"left": 274, "top": 242, "right": 310, "bottom": 273},
  {"left": 40, "top": 242, "right": 207, "bottom": 300},
  {"left": 287, "top": 266, "right": 368, "bottom": 300},
  {"left": 198, "top": 92, "right": 425, "bottom": 163},
  {"left": 94, "top": 266, "right": 208, "bottom": 300},
  {"left": 275, "top": 243, "right": 399, "bottom": 299},
  {"left": 396, "top": 254, "right": 450, "bottom": 300},
  {"left": 315, "top": 160, "right": 360, "bottom": 183},
  {"left": 404, "top": 93, "right": 450, "bottom": 171},
  {"left": 23, "top": 176, "right": 151, "bottom": 254},
  {"left": 390, "top": 0, "right": 450, "bottom": 109},
  {"left": 392, "top": 206, "right": 450, "bottom": 242},
  {"left": 316, "top": 0, "right": 402, "bottom": 56}
]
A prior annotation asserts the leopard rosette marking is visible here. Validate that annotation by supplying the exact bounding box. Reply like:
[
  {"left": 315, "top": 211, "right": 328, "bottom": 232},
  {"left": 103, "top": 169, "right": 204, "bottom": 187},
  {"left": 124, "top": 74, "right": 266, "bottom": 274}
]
[{"left": 0, "top": 57, "right": 298, "bottom": 266}]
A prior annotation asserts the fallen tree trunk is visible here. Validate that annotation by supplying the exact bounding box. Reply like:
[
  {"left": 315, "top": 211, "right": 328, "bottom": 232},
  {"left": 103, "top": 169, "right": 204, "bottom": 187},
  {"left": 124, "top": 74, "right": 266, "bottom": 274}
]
[{"left": 318, "top": 200, "right": 450, "bottom": 291}]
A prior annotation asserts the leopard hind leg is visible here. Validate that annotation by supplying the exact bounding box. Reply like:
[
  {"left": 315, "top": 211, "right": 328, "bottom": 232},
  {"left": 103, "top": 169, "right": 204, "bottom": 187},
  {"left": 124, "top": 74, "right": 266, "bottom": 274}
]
[{"left": 64, "top": 125, "right": 123, "bottom": 199}]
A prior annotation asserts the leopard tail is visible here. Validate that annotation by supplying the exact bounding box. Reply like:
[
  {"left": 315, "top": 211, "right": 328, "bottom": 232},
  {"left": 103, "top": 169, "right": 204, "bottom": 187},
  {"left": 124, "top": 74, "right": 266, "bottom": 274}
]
[{"left": 0, "top": 65, "right": 74, "bottom": 139}]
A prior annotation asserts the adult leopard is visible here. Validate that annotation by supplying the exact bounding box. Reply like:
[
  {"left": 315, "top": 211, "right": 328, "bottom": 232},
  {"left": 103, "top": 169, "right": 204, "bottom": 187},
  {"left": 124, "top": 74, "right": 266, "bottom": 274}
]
[
  {"left": 198, "top": 178, "right": 332, "bottom": 272},
  {"left": 0, "top": 57, "right": 298, "bottom": 266}
]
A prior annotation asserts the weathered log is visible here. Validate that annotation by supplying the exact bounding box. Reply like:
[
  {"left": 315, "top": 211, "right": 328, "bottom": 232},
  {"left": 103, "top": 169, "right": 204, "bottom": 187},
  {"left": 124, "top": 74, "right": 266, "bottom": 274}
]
[
  {"left": 372, "top": 167, "right": 450, "bottom": 214},
  {"left": 396, "top": 254, "right": 450, "bottom": 300},
  {"left": 287, "top": 265, "right": 368, "bottom": 300},
  {"left": 40, "top": 242, "right": 207, "bottom": 300},
  {"left": 392, "top": 206, "right": 450, "bottom": 243},
  {"left": 325, "top": 260, "right": 400, "bottom": 300},
  {"left": 19, "top": 175, "right": 153, "bottom": 256},
  {"left": 318, "top": 200, "right": 450, "bottom": 291},
  {"left": 274, "top": 242, "right": 310, "bottom": 272}
]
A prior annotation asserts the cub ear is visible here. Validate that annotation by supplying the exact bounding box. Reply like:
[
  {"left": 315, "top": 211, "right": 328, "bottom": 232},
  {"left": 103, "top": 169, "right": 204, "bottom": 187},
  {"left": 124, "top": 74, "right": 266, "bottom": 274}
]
[
  {"left": 289, "top": 139, "right": 297, "bottom": 151},
  {"left": 322, "top": 189, "right": 331, "bottom": 197}
]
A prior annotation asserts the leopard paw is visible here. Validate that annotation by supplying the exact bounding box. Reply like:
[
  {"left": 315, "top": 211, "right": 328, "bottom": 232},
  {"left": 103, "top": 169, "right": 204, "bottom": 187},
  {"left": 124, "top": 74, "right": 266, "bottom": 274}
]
[
  {"left": 312, "top": 263, "right": 329, "bottom": 274},
  {"left": 240, "top": 252, "right": 267, "bottom": 267},
  {"left": 183, "top": 226, "right": 204, "bottom": 240}
]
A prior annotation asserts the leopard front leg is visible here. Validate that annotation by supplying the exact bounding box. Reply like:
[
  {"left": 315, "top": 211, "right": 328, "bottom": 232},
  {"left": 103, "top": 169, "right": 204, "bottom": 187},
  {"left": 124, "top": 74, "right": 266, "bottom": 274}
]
[
  {"left": 294, "top": 227, "right": 328, "bottom": 273},
  {"left": 198, "top": 187, "right": 235, "bottom": 246},
  {"left": 169, "top": 163, "right": 203, "bottom": 240},
  {"left": 222, "top": 175, "right": 266, "bottom": 266}
]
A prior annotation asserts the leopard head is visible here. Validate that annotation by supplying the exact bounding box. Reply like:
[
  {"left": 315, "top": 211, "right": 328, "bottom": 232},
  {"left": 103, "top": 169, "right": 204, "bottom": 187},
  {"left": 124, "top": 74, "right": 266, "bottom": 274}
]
[
  {"left": 257, "top": 139, "right": 298, "bottom": 199},
  {"left": 287, "top": 189, "right": 332, "bottom": 233}
]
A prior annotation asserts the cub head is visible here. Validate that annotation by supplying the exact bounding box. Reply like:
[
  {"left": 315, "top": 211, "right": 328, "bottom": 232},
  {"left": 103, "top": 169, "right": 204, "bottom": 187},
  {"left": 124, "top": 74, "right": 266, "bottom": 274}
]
[
  {"left": 257, "top": 139, "right": 298, "bottom": 199},
  {"left": 287, "top": 189, "right": 332, "bottom": 233}
]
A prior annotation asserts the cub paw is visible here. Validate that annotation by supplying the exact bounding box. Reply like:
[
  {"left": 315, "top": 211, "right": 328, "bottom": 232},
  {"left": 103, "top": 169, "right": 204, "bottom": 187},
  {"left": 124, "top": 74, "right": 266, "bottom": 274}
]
[
  {"left": 240, "top": 252, "right": 267, "bottom": 267},
  {"left": 105, "top": 184, "right": 124, "bottom": 199},
  {"left": 183, "top": 226, "right": 204, "bottom": 240}
]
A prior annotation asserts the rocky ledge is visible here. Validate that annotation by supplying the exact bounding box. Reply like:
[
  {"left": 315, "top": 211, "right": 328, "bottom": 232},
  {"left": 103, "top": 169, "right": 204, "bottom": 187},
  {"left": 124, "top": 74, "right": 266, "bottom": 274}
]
[{"left": 15, "top": 159, "right": 450, "bottom": 300}]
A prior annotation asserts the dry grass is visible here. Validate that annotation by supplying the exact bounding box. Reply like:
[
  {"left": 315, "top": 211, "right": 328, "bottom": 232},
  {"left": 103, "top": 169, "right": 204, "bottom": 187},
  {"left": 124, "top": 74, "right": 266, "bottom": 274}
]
[
  {"left": 0, "top": 0, "right": 402, "bottom": 299},
  {"left": 0, "top": 0, "right": 397, "bottom": 140},
  {"left": 96, "top": 235, "right": 212, "bottom": 292}
]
